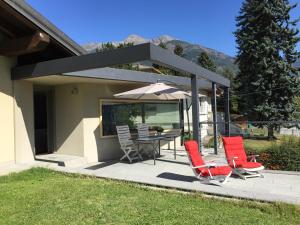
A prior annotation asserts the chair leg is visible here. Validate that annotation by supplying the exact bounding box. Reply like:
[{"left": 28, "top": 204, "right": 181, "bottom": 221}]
[{"left": 233, "top": 169, "right": 263, "bottom": 179}]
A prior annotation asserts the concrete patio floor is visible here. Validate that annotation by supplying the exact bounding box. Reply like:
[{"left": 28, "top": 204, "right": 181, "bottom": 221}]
[{"left": 1, "top": 148, "right": 300, "bottom": 205}]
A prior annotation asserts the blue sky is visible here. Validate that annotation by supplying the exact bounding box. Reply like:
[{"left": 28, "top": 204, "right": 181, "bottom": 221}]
[{"left": 26, "top": 0, "right": 300, "bottom": 56}]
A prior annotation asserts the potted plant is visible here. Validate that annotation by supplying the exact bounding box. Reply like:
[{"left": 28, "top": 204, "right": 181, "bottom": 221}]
[{"left": 153, "top": 126, "right": 164, "bottom": 135}]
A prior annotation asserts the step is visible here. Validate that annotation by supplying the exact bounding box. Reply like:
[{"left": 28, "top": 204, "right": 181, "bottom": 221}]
[{"left": 35, "top": 154, "right": 87, "bottom": 168}]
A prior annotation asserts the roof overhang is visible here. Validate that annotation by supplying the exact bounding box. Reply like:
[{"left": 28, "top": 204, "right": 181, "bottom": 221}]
[
  {"left": 2, "top": 0, "right": 86, "bottom": 56},
  {"left": 12, "top": 43, "right": 230, "bottom": 87},
  {"left": 26, "top": 67, "right": 213, "bottom": 91}
]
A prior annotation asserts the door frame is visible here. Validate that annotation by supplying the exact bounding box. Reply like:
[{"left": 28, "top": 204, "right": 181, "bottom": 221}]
[{"left": 33, "top": 86, "right": 55, "bottom": 155}]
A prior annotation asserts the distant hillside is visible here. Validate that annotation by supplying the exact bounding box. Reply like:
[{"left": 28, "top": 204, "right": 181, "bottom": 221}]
[
  {"left": 83, "top": 34, "right": 239, "bottom": 74},
  {"left": 165, "top": 39, "right": 238, "bottom": 74},
  {"left": 83, "top": 35, "right": 300, "bottom": 74}
]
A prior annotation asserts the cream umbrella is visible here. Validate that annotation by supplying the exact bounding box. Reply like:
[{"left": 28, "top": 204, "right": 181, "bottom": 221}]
[{"left": 114, "top": 82, "right": 190, "bottom": 100}]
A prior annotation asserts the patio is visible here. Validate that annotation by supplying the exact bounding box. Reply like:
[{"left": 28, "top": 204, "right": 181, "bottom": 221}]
[{"left": 31, "top": 147, "right": 300, "bottom": 205}]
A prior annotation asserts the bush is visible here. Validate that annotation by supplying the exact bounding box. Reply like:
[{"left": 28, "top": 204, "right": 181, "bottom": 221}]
[{"left": 256, "top": 136, "right": 300, "bottom": 171}]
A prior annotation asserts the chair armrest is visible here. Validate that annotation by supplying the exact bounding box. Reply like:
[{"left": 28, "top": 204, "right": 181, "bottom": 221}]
[
  {"left": 228, "top": 156, "right": 238, "bottom": 168},
  {"left": 191, "top": 165, "right": 209, "bottom": 169},
  {"left": 248, "top": 154, "right": 259, "bottom": 162}
]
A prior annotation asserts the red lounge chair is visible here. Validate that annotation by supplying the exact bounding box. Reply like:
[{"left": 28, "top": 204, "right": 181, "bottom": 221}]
[
  {"left": 222, "top": 136, "right": 264, "bottom": 179},
  {"left": 184, "top": 140, "right": 232, "bottom": 186}
]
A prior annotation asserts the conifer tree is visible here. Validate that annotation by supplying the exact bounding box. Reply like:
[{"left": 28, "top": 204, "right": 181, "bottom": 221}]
[
  {"left": 174, "top": 44, "right": 184, "bottom": 57},
  {"left": 235, "top": 0, "right": 300, "bottom": 138},
  {"left": 197, "top": 52, "right": 216, "bottom": 72}
]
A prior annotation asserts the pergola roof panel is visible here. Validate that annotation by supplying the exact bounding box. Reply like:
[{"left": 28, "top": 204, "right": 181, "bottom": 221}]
[{"left": 12, "top": 43, "right": 230, "bottom": 87}]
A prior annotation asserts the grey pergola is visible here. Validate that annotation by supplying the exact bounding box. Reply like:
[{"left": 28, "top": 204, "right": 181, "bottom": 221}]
[{"left": 12, "top": 43, "right": 231, "bottom": 153}]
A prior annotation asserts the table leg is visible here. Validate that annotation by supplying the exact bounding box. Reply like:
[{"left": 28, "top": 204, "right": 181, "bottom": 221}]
[
  {"left": 174, "top": 137, "right": 176, "bottom": 159},
  {"left": 159, "top": 140, "right": 161, "bottom": 156},
  {"left": 153, "top": 142, "right": 156, "bottom": 165}
]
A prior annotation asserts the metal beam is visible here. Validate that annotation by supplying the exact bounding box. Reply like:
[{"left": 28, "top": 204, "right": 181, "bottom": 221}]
[
  {"left": 12, "top": 43, "right": 230, "bottom": 87},
  {"left": 191, "top": 75, "right": 200, "bottom": 151},
  {"left": 224, "top": 87, "right": 230, "bottom": 136},
  {"left": 211, "top": 82, "right": 218, "bottom": 155},
  {"left": 12, "top": 44, "right": 151, "bottom": 79},
  {"left": 149, "top": 44, "right": 230, "bottom": 87}
]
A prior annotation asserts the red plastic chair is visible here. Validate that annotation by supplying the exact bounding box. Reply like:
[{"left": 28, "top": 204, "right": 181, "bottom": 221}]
[
  {"left": 184, "top": 140, "right": 232, "bottom": 186},
  {"left": 222, "top": 136, "right": 264, "bottom": 179}
]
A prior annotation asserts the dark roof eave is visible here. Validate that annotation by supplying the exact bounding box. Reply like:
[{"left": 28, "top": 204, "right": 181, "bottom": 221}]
[
  {"left": 3, "top": 0, "right": 86, "bottom": 56},
  {"left": 12, "top": 43, "right": 230, "bottom": 87}
]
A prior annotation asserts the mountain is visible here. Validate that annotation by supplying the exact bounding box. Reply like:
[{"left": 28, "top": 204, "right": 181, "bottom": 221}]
[{"left": 82, "top": 34, "right": 239, "bottom": 74}]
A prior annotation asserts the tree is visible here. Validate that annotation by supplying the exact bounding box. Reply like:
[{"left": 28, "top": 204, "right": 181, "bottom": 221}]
[
  {"left": 197, "top": 52, "right": 216, "bottom": 72},
  {"left": 97, "top": 42, "right": 115, "bottom": 52},
  {"left": 158, "top": 42, "right": 167, "bottom": 49},
  {"left": 98, "top": 42, "right": 138, "bottom": 70},
  {"left": 294, "top": 96, "right": 300, "bottom": 120},
  {"left": 235, "top": 0, "right": 300, "bottom": 139},
  {"left": 174, "top": 44, "right": 183, "bottom": 57},
  {"left": 217, "top": 68, "right": 238, "bottom": 114}
]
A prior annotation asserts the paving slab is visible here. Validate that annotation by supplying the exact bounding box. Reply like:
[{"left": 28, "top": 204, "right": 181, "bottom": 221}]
[{"left": 1, "top": 150, "right": 300, "bottom": 205}]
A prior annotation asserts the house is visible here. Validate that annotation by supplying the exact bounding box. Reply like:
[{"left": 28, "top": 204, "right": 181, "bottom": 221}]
[{"left": 0, "top": 0, "right": 230, "bottom": 167}]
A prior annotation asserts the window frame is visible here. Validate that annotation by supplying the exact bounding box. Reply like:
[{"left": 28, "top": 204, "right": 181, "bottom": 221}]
[{"left": 99, "top": 99, "right": 180, "bottom": 138}]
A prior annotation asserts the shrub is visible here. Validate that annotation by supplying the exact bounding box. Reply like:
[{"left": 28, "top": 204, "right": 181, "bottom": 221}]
[{"left": 256, "top": 136, "right": 300, "bottom": 171}]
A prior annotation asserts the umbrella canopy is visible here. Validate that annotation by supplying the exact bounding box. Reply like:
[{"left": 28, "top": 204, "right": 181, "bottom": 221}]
[{"left": 114, "top": 82, "right": 190, "bottom": 100}]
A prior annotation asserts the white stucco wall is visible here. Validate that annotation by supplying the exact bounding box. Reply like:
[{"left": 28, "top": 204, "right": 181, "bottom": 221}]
[
  {"left": 183, "top": 95, "right": 211, "bottom": 138},
  {"left": 0, "top": 56, "right": 15, "bottom": 165},
  {"left": 14, "top": 80, "right": 35, "bottom": 163},
  {"left": 81, "top": 83, "right": 142, "bottom": 162},
  {"left": 54, "top": 84, "right": 85, "bottom": 157},
  {"left": 53, "top": 81, "right": 210, "bottom": 162}
]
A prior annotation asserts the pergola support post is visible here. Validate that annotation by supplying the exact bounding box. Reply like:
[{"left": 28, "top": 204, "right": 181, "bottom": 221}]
[
  {"left": 224, "top": 87, "right": 230, "bottom": 136},
  {"left": 191, "top": 74, "right": 200, "bottom": 152},
  {"left": 211, "top": 82, "right": 218, "bottom": 155}
]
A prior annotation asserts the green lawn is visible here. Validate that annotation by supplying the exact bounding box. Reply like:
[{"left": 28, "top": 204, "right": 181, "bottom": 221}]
[
  {"left": 243, "top": 139, "right": 279, "bottom": 152},
  {"left": 0, "top": 168, "right": 299, "bottom": 225}
]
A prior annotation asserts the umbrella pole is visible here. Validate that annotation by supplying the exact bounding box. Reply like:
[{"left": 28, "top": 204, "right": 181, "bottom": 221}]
[{"left": 185, "top": 99, "right": 191, "bottom": 137}]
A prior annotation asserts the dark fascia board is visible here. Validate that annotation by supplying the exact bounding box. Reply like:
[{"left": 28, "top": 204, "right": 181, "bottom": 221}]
[
  {"left": 12, "top": 43, "right": 230, "bottom": 87},
  {"left": 62, "top": 67, "right": 212, "bottom": 90},
  {"left": 149, "top": 44, "right": 230, "bottom": 87},
  {"left": 3, "top": 0, "right": 86, "bottom": 56}
]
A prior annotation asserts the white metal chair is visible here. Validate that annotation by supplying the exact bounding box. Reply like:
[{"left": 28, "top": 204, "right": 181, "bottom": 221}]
[
  {"left": 116, "top": 125, "right": 142, "bottom": 163},
  {"left": 137, "top": 123, "right": 150, "bottom": 138},
  {"left": 137, "top": 123, "right": 160, "bottom": 156}
]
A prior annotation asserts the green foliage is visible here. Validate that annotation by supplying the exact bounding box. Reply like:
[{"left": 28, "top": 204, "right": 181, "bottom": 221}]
[
  {"left": 153, "top": 42, "right": 180, "bottom": 76},
  {"left": 235, "top": 0, "right": 300, "bottom": 138},
  {"left": 294, "top": 96, "right": 300, "bottom": 120},
  {"left": 173, "top": 44, "right": 184, "bottom": 57},
  {"left": 97, "top": 42, "right": 139, "bottom": 70},
  {"left": 252, "top": 136, "right": 300, "bottom": 171},
  {"left": 197, "top": 52, "right": 217, "bottom": 72},
  {"left": 151, "top": 126, "right": 164, "bottom": 133},
  {"left": 183, "top": 132, "right": 193, "bottom": 142},
  {"left": 158, "top": 42, "right": 167, "bottom": 49},
  {"left": 1, "top": 168, "right": 300, "bottom": 225},
  {"left": 217, "top": 68, "right": 239, "bottom": 113}
]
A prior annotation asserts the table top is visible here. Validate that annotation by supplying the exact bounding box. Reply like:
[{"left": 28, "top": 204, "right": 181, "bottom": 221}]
[{"left": 133, "top": 133, "right": 177, "bottom": 142}]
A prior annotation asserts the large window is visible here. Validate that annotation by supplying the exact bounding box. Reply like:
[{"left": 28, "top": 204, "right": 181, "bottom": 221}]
[{"left": 101, "top": 100, "right": 180, "bottom": 136}]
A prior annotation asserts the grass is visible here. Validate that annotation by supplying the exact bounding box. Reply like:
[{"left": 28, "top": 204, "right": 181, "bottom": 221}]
[
  {"left": 0, "top": 168, "right": 300, "bottom": 225},
  {"left": 243, "top": 138, "right": 279, "bottom": 152}
]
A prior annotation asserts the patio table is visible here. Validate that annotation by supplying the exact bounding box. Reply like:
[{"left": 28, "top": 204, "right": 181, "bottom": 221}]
[
  {"left": 134, "top": 133, "right": 178, "bottom": 165},
  {"left": 134, "top": 135, "right": 165, "bottom": 165},
  {"left": 163, "top": 133, "right": 178, "bottom": 159}
]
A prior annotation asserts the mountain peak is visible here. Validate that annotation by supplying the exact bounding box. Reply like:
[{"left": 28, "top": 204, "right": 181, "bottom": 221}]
[
  {"left": 124, "top": 34, "right": 149, "bottom": 44},
  {"left": 82, "top": 34, "right": 238, "bottom": 73}
]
